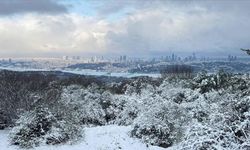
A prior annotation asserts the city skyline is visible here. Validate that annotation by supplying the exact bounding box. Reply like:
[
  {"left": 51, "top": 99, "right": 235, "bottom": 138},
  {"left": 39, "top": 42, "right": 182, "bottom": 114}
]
[{"left": 0, "top": 0, "right": 250, "bottom": 57}]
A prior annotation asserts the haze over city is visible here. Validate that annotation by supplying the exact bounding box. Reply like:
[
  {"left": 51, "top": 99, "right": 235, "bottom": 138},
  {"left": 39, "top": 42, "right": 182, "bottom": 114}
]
[{"left": 0, "top": 0, "right": 249, "bottom": 58}]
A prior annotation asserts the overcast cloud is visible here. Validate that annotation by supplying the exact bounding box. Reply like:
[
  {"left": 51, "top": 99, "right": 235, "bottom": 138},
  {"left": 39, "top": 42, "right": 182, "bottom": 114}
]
[
  {"left": 0, "top": 0, "right": 67, "bottom": 15},
  {"left": 0, "top": 0, "right": 249, "bottom": 57}
]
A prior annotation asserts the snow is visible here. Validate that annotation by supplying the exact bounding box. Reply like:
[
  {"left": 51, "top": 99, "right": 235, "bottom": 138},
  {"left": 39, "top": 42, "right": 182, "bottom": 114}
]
[
  {"left": 0, "top": 130, "right": 18, "bottom": 150},
  {"left": 0, "top": 125, "right": 165, "bottom": 150}
]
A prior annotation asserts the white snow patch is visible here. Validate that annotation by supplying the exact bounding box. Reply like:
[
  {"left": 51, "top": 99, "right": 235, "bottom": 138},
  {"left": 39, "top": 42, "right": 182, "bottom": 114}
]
[
  {"left": 0, "top": 125, "right": 165, "bottom": 150},
  {"left": 0, "top": 130, "right": 18, "bottom": 150}
]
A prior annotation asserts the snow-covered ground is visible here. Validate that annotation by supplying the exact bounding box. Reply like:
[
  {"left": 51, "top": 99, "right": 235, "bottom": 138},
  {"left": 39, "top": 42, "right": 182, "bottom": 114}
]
[{"left": 0, "top": 125, "right": 164, "bottom": 150}]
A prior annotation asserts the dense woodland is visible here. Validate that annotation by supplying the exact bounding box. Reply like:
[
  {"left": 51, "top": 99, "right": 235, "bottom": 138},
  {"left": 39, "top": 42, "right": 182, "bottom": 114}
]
[{"left": 0, "top": 69, "right": 250, "bottom": 149}]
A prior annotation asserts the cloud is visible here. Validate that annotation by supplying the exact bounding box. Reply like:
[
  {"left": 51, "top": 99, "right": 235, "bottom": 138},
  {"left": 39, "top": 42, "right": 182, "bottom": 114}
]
[
  {"left": 0, "top": 0, "right": 249, "bottom": 57},
  {"left": 0, "top": 0, "right": 67, "bottom": 15},
  {"left": 0, "top": 14, "right": 109, "bottom": 57},
  {"left": 103, "top": 0, "right": 250, "bottom": 56}
]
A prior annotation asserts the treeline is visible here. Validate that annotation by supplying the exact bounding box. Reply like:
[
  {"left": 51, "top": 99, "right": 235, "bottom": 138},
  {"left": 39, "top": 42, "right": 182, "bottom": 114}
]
[
  {"left": 160, "top": 64, "right": 194, "bottom": 78},
  {"left": 0, "top": 70, "right": 57, "bottom": 127},
  {"left": 0, "top": 70, "right": 105, "bottom": 128},
  {"left": 0, "top": 70, "right": 161, "bottom": 128}
]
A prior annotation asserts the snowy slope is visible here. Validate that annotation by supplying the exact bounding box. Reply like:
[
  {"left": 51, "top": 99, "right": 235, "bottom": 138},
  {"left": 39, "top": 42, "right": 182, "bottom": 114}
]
[{"left": 0, "top": 125, "right": 165, "bottom": 150}]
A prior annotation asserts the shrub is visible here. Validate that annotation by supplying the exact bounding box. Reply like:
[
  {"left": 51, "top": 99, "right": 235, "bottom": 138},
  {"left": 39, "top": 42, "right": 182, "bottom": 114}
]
[
  {"left": 45, "top": 119, "right": 83, "bottom": 145},
  {"left": 60, "top": 85, "right": 106, "bottom": 126},
  {"left": 9, "top": 107, "right": 56, "bottom": 148},
  {"left": 113, "top": 95, "right": 139, "bottom": 125},
  {"left": 60, "top": 85, "right": 122, "bottom": 126},
  {"left": 177, "top": 96, "right": 250, "bottom": 150},
  {"left": 9, "top": 106, "right": 83, "bottom": 148},
  {"left": 131, "top": 102, "right": 188, "bottom": 148},
  {"left": 0, "top": 111, "right": 8, "bottom": 129}
]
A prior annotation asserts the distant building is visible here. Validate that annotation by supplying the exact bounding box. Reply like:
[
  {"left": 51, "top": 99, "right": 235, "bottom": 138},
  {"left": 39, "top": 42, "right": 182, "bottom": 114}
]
[
  {"left": 192, "top": 53, "right": 197, "bottom": 61},
  {"left": 62, "top": 56, "right": 69, "bottom": 60},
  {"left": 228, "top": 55, "right": 237, "bottom": 61},
  {"left": 90, "top": 56, "right": 97, "bottom": 63},
  {"left": 178, "top": 57, "right": 181, "bottom": 61},
  {"left": 119, "top": 56, "right": 123, "bottom": 62},
  {"left": 171, "top": 54, "right": 175, "bottom": 61},
  {"left": 183, "top": 53, "right": 197, "bottom": 62},
  {"left": 123, "top": 55, "right": 127, "bottom": 62},
  {"left": 70, "top": 56, "right": 81, "bottom": 61},
  {"left": 119, "top": 55, "right": 127, "bottom": 63},
  {"left": 171, "top": 53, "right": 178, "bottom": 62},
  {"left": 91, "top": 57, "right": 94, "bottom": 63}
]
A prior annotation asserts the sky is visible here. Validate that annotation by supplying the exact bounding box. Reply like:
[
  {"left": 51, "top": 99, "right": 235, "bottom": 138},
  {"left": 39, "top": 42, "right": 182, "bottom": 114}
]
[{"left": 0, "top": 0, "right": 250, "bottom": 58}]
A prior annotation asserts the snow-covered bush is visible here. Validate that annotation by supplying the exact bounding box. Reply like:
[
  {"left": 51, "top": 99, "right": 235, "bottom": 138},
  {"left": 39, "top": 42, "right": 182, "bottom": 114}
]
[
  {"left": 60, "top": 85, "right": 106, "bottom": 126},
  {"left": 190, "top": 73, "right": 218, "bottom": 93},
  {"left": 178, "top": 111, "right": 250, "bottom": 150},
  {"left": 124, "top": 77, "right": 159, "bottom": 95},
  {"left": 60, "top": 85, "right": 123, "bottom": 126},
  {"left": 99, "top": 91, "right": 120, "bottom": 123},
  {"left": 131, "top": 102, "right": 188, "bottom": 148},
  {"left": 9, "top": 107, "right": 56, "bottom": 148},
  {"left": 175, "top": 94, "right": 250, "bottom": 150},
  {"left": 189, "top": 70, "right": 250, "bottom": 94},
  {"left": 45, "top": 119, "right": 83, "bottom": 145},
  {"left": 9, "top": 106, "right": 83, "bottom": 148},
  {"left": 178, "top": 122, "right": 239, "bottom": 150},
  {"left": 113, "top": 95, "right": 140, "bottom": 125},
  {"left": 188, "top": 70, "right": 226, "bottom": 93},
  {"left": 127, "top": 73, "right": 250, "bottom": 149}
]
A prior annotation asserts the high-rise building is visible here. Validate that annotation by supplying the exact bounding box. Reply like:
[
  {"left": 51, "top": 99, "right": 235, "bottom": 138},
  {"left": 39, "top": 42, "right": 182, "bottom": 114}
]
[
  {"left": 119, "top": 56, "right": 123, "bottom": 62},
  {"left": 123, "top": 55, "right": 127, "bottom": 62},
  {"left": 228, "top": 55, "right": 237, "bottom": 61},
  {"left": 192, "top": 53, "right": 196, "bottom": 61},
  {"left": 62, "top": 56, "right": 69, "bottom": 60},
  {"left": 171, "top": 53, "right": 177, "bottom": 62}
]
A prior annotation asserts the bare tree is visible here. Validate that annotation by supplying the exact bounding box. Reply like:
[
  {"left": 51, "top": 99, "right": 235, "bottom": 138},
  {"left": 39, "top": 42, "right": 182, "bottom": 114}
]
[
  {"left": 160, "top": 64, "right": 194, "bottom": 78},
  {"left": 241, "top": 48, "right": 250, "bottom": 55}
]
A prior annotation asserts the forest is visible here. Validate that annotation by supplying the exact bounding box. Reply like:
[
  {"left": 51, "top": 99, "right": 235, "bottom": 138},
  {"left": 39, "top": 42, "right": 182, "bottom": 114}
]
[{"left": 0, "top": 69, "right": 250, "bottom": 149}]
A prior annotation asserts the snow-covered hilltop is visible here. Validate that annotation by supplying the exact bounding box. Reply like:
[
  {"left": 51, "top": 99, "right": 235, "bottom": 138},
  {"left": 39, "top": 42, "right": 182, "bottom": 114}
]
[{"left": 0, "top": 70, "right": 250, "bottom": 149}]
